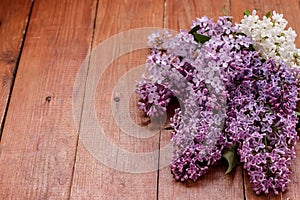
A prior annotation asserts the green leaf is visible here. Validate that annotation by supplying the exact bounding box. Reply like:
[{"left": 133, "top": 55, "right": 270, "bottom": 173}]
[
  {"left": 222, "top": 148, "right": 239, "bottom": 174},
  {"left": 188, "top": 25, "right": 211, "bottom": 44},
  {"left": 193, "top": 33, "right": 210, "bottom": 44},
  {"left": 248, "top": 44, "right": 255, "bottom": 51},
  {"left": 188, "top": 25, "right": 200, "bottom": 34},
  {"left": 236, "top": 32, "right": 247, "bottom": 37},
  {"left": 295, "top": 111, "right": 300, "bottom": 116},
  {"left": 222, "top": 5, "right": 227, "bottom": 15},
  {"left": 243, "top": 10, "right": 251, "bottom": 16},
  {"left": 265, "top": 11, "right": 271, "bottom": 18}
]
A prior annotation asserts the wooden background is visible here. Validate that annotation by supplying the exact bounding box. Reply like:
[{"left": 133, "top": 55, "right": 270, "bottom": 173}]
[{"left": 0, "top": 0, "right": 299, "bottom": 199}]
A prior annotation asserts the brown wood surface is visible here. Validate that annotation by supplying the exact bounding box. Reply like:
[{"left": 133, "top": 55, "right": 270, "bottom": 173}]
[
  {"left": 69, "top": 0, "right": 164, "bottom": 199},
  {"left": 0, "top": 0, "right": 33, "bottom": 137},
  {"left": 0, "top": 0, "right": 300, "bottom": 199},
  {"left": 0, "top": 0, "right": 97, "bottom": 199}
]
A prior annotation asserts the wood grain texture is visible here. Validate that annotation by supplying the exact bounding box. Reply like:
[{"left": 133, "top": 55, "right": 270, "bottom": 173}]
[
  {"left": 0, "top": 0, "right": 97, "bottom": 199},
  {"left": 165, "top": 0, "right": 231, "bottom": 29},
  {"left": 231, "top": 0, "right": 300, "bottom": 199},
  {"left": 0, "top": 0, "right": 32, "bottom": 137},
  {"left": 70, "top": 0, "right": 164, "bottom": 199},
  {"left": 158, "top": 1, "right": 244, "bottom": 200},
  {"left": 0, "top": 1, "right": 300, "bottom": 199}
]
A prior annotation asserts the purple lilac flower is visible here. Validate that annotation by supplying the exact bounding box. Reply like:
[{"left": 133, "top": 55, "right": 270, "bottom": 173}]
[
  {"left": 222, "top": 55, "right": 299, "bottom": 194},
  {"left": 136, "top": 81, "right": 173, "bottom": 117},
  {"left": 136, "top": 15, "right": 299, "bottom": 195}
]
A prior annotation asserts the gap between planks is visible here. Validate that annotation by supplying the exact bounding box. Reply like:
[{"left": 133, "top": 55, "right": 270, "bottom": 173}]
[
  {"left": 68, "top": 0, "right": 100, "bottom": 198},
  {"left": 0, "top": 0, "right": 34, "bottom": 140}
]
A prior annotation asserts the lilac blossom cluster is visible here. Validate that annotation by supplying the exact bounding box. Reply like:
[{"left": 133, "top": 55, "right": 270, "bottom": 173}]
[
  {"left": 136, "top": 12, "right": 299, "bottom": 195},
  {"left": 221, "top": 53, "right": 299, "bottom": 194}
]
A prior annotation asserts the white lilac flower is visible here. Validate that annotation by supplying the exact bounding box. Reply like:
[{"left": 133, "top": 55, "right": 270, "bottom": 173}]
[{"left": 238, "top": 10, "right": 300, "bottom": 69}]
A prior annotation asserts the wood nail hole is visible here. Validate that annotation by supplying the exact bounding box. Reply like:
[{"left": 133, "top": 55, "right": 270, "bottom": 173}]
[
  {"left": 45, "top": 96, "right": 52, "bottom": 102},
  {"left": 114, "top": 97, "right": 120, "bottom": 102}
]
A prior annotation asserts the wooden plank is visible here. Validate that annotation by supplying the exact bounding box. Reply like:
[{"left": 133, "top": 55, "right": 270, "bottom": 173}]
[
  {"left": 0, "top": 0, "right": 32, "bottom": 137},
  {"left": 158, "top": 1, "right": 245, "bottom": 200},
  {"left": 0, "top": 0, "right": 97, "bottom": 199},
  {"left": 165, "top": 0, "right": 231, "bottom": 30},
  {"left": 70, "top": 0, "right": 164, "bottom": 199},
  {"left": 231, "top": 0, "right": 300, "bottom": 199}
]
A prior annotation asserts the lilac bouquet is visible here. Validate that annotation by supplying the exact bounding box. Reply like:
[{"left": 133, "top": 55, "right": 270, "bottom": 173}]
[{"left": 136, "top": 10, "right": 300, "bottom": 195}]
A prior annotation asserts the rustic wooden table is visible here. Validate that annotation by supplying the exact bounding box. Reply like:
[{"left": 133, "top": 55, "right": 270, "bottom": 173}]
[{"left": 0, "top": 0, "right": 299, "bottom": 199}]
